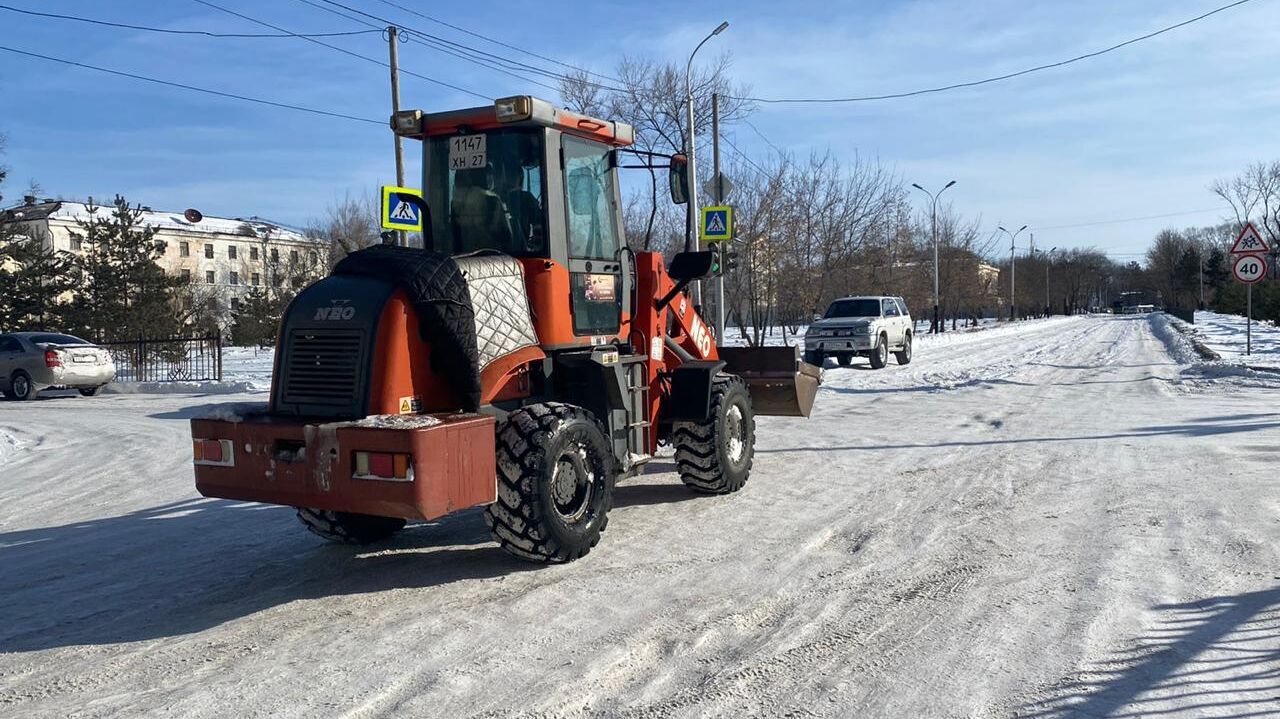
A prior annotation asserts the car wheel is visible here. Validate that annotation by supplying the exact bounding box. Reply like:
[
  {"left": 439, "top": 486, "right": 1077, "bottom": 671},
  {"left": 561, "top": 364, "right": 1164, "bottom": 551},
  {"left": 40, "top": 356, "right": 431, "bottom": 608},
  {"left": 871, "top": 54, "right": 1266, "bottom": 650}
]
[
  {"left": 868, "top": 335, "right": 888, "bottom": 370},
  {"left": 79, "top": 386, "right": 102, "bottom": 397},
  {"left": 894, "top": 333, "right": 913, "bottom": 365},
  {"left": 9, "top": 372, "right": 35, "bottom": 401}
]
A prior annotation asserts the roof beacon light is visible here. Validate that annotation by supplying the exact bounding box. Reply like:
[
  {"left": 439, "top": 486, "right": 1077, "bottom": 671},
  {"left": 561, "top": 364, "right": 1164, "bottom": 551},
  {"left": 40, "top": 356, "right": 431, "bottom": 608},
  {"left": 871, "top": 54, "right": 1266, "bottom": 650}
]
[{"left": 495, "top": 95, "right": 531, "bottom": 123}]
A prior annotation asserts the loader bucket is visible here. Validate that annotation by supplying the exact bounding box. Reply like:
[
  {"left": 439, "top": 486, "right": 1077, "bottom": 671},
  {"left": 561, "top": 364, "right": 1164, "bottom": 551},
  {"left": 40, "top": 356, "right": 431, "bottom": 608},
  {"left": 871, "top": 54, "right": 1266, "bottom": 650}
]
[{"left": 717, "top": 346, "right": 821, "bottom": 418}]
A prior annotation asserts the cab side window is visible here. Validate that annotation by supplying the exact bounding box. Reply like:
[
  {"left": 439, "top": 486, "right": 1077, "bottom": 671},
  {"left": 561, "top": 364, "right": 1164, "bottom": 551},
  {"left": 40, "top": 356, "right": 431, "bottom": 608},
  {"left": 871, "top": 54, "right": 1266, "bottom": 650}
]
[
  {"left": 0, "top": 336, "right": 21, "bottom": 352},
  {"left": 896, "top": 299, "right": 910, "bottom": 317},
  {"left": 882, "top": 299, "right": 900, "bottom": 317},
  {"left": 562, "top": 136, "right": 620, "bottom": 261}
]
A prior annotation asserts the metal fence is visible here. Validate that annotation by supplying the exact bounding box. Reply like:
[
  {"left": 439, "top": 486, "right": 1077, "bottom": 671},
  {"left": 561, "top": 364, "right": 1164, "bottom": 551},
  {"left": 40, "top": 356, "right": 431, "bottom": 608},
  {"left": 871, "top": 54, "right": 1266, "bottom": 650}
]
[{"left": 99, "top": 334, "right": 223, "bottom": 383}]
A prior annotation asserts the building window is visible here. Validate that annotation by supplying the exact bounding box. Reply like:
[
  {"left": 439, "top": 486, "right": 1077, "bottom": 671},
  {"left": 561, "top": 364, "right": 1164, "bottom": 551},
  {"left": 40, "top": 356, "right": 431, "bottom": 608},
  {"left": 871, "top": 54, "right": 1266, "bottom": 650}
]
[
  {"left": 205, "top": 270, "right": 215, "bottom": 284},
  {"left": 290, "top": 250, "right": 299, "bottom": 264},
  {"left": 204, "top": 244, "right": 214, "bottom": 259},
  {"left": 230, "top": 271, "right": 240, "bottom": 286},
  {"left": 271, "top": 248, "right": 279, "bottom": 263},
  {"left": 308, "top": 250, "right": 318, "bottom": 265},
  {"left": 250, "top": 246, "right": 259, "bottom": 261},
  {"left": 68, "top": 236, "right": 83, "bottom": 251},
  {"left": 229, "top": 245, "right": 238, "bottom": 260},
  {"left": 181, "top": 269, "right": 191, "bottom": 282},
  {"left": 230, "top": 297, "right": 241, "bottom": 312},
  {"left": 251, "top": 272, "right": 260, "bottom": 286},
  {"left": 180, "top": 241, "right": 190, "bottom": 257},
  {"left": 272, "top": 275, "right": 283, "bottom": 288}
]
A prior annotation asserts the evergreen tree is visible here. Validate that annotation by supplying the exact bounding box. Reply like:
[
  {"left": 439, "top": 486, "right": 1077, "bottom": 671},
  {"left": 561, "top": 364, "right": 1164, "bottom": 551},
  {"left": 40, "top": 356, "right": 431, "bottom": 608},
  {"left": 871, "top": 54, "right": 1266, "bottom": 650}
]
[
  {"left": 0, "top": 233, "right": 75, "bottom": 329},
  {"left": 230, "top": 286, "right": 282, "bottom": 347},
  {"left": 64, "top": 195, "right": 186, "bottom": 340}
]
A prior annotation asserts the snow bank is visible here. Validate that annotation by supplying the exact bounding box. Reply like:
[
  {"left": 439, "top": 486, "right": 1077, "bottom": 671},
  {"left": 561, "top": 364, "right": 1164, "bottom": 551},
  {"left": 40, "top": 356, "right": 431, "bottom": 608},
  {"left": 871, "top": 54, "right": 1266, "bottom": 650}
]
[
  {"left": 1148, "top": 313, "right": 1203, "bottom": 365},
  {"left": 105, "top": 380, "right": 261, "bottom": 396},
  {"left": 338, "top": 414, "right": 443, "bottom": 430}
]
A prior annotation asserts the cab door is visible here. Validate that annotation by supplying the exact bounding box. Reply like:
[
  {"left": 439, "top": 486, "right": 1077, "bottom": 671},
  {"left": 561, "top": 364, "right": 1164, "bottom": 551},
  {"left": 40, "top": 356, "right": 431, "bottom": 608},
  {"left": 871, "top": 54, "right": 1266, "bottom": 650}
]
[
  {"left": 560, "top": 134, "right": 631, "bottom": 341},
  {"left": 881, "top": 299, "right": 904, "bottom": 345}
]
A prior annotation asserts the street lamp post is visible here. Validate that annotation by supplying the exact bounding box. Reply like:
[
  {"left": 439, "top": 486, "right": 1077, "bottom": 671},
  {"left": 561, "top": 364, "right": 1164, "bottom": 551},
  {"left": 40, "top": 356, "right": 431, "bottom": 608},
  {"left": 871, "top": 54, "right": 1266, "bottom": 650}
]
[
  {"left": 998, "top": 225, "right": 1028, "bottom": 321},
  {"left": 683, "top": 21, "right": 728, "bottom": 309},
  {"left": 911, "top": 180, "right": 956, "bottom": 334}
]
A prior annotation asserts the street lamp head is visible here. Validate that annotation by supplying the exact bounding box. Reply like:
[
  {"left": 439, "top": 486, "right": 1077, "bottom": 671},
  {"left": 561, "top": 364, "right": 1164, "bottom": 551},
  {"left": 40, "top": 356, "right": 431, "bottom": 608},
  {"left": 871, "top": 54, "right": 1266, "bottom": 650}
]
[
  {"left": 944, "top": 180, "right": 956, "bottom": 189},
  {"left": 998, "top": 226, "right": 1009, "bottom": 233},
  {"left": 1018, "top": 224, "right": 1028, "bottom": 233},
  {"left": 712, "top": 21, "right": 730, "bottom": 35},
  {"left": 911, "top": 183, "right": 924, "bottom": 191}
]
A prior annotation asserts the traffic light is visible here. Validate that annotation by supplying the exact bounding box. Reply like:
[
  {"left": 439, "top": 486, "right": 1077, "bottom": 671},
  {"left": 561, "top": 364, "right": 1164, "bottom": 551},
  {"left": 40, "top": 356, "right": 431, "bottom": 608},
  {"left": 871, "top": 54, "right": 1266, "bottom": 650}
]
[
  {"left": 708, "top": 243, "right": 723, "bottom": 275},
  {"left": 722, "top": 246, "right": 739, "bottom": 274}
]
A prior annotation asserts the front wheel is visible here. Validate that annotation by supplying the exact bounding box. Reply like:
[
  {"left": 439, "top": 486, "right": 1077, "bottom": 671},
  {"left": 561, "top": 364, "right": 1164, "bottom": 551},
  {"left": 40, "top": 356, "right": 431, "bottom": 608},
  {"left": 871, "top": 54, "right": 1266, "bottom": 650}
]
[
  {"left": 673, "top": 374, "right": 755, "bottom": 494},
  {"left": 868, "top": 335, "right": 888, "bottom": 369},
  {"left": 485, "top": 403, "right": 616, "bottom": 563},
  {"left": 79, "top": 386, "right": 103, "bottom": 397},
  {"left": 296, "top": 508, "right": 406, "bottom": 544},
  {"left": 894, "top": 333, "right": 913, "bottom": 365}
]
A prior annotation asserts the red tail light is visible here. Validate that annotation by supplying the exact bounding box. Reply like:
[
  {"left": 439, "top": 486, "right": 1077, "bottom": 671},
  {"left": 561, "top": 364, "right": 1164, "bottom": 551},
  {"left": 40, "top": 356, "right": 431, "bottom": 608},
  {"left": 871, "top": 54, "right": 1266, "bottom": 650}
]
[{"left": 44, "top": 349, "right": 62, "bottom": 368}]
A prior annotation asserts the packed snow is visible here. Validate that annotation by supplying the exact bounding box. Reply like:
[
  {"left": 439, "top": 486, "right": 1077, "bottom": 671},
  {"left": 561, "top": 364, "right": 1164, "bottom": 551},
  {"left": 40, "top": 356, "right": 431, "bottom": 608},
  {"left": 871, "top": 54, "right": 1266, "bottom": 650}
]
[{"left": 2, "top": 314, "right": 1278, "bottom": 717}]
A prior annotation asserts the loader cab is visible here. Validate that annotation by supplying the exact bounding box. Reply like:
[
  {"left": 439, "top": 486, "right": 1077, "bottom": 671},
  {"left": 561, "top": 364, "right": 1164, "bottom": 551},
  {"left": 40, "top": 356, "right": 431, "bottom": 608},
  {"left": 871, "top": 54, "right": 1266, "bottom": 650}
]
[{"left": 403, "top": 96, "right": 635, "bottom": 346}]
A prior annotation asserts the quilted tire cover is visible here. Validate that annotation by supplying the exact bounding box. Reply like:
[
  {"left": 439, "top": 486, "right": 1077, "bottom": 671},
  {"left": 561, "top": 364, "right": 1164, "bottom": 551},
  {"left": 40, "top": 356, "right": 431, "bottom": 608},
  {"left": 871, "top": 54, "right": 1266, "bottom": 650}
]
[
  {"left": 333, "top": 245, "right": 481, "bottom": 411},
  {"left": 453, "top": 254, "right": 540, "bottom": 370}
]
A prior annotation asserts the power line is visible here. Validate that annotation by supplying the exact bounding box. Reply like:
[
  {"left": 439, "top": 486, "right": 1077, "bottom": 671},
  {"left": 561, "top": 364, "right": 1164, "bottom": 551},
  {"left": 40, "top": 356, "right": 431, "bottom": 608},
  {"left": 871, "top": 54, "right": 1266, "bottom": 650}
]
[
  {"left": 307, "top": 0, "right": 625, "bottom": 94},
  {"left": 1033, "top": 207, "right": 1231, "bottom": 230},
  {"left": 366, "top": 0, "right": 623, "bottom": 84},
  {"left": 735, "top": 0, "right": 1258, "bottom": 103},
  {"left": 0, "top": 3, "right": 381, "bottom": 38},
  {"left": 0, "top": 44, "right": 383, "bottom": 124},
  {"left": 290, "top": 0, "right": 562, "bottom": 94},
  {"left": 191, "top": 0, "right": 491, "bottom": 100}
]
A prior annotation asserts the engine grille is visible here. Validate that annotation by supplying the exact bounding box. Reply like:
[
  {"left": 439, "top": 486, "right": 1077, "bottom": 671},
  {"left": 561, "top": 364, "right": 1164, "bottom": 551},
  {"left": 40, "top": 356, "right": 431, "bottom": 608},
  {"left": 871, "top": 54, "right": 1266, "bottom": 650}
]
[{"left": 280, "top": 329, "right": 365, "bottom": 409}]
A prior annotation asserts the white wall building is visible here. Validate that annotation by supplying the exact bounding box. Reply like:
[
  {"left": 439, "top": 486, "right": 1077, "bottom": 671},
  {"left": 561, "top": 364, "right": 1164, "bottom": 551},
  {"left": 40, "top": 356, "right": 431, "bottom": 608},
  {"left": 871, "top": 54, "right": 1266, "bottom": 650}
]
[{"left": 2, "top": 196, "right": 328, "bottom": 316}]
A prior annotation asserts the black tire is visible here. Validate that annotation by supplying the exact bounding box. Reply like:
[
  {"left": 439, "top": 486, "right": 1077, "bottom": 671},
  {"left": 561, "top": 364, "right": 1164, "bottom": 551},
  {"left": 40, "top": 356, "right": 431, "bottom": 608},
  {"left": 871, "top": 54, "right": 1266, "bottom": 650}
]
[
  {"left": 673, "top": 374, "right": 755, "bottom": 494},
  {"left": 836, "top": 354, "right": 852, "bottom": 367},
  {"left": 79, "top": 386, "right": 102, "bottom": 397},
  {"left": 895, "top": 333, "right": 913, "bottom": 365},
  {"left": 868, "top": 334, "right": 888, "bottom": 370},
  {"left": 803, "top": 350, "right": 824, "bottom": 367},
  {"left": 295, "top": 508, "right": 406, "bottom": 544},
  {"left": 8, "top": 372, "right": 35, "bottom": 401},
  {"left": 485, "top": 403, "right": 616, "bottom": 563}
]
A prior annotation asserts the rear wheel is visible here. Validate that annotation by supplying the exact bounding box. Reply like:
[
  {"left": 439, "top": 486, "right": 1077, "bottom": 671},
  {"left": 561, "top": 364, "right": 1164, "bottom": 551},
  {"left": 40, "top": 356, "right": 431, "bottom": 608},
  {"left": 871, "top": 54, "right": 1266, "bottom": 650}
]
[
  {"left": 8, "top": 372, "right": 34, "bottom": 401},
  {"left": 295, "top": 508, "right": 406, "bottom": 544},
  {"left": 868, "top": 335, "right": 888, "bottom": 369},
  {"left": 895, "top": 333, "right": 913, "bottom": 365},
  {"left": 79, "top": 386, "right": 102, "bottom": 397},
  {"left": 485, "top": 403, "right": 616, "bottom": 563},
  {"left": 673, "top": 374, "right": 755, "bottom": 494}
]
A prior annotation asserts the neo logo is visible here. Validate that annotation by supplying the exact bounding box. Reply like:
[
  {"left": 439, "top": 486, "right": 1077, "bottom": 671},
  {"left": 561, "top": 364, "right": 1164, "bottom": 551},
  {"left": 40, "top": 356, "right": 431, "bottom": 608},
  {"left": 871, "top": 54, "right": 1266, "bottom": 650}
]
[{"left": 314, "top": 306, "right": 356, "bottom": 321}]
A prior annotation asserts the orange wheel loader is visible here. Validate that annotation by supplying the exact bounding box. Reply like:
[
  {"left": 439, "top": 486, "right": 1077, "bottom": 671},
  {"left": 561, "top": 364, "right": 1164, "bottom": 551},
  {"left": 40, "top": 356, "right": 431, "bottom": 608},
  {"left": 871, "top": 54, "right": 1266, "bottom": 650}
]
[{"left": 190, "top": 96, "right": 820, "bottom": 563}]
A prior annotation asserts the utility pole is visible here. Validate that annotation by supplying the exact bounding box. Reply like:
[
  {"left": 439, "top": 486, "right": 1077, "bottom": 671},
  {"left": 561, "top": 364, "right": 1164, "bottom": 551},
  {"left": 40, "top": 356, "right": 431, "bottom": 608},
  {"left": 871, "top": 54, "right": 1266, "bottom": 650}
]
[
  {"left": 683, "top": 21, "right": 727, "bottom": 310},
  {"left": 387, "top": 26, "right": 406, "bottom": 246},
  {"left": 711, "top": 92, "right": 725, "bottom": 343}
]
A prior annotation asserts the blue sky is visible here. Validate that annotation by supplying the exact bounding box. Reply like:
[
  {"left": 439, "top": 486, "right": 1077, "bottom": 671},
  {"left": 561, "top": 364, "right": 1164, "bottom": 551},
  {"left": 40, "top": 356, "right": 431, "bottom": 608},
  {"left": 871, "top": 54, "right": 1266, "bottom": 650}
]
[{"left": 2, "top": 0, "right": 1278, "bottom": 259}]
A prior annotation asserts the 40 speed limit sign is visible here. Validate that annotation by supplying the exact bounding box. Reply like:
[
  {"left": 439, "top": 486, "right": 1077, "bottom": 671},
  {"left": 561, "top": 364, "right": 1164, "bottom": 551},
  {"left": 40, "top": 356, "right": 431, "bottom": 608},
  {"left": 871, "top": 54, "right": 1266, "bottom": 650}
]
[{"left": 1233, "top": 253, "right": 1268, "bottom": 284}]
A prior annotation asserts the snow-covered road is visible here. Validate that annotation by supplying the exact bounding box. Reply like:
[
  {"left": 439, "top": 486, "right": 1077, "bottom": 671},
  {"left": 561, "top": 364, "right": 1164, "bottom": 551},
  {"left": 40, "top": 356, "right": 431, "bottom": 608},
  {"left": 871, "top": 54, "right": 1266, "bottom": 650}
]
[{"left": 2, "top": 315, "right": 1278, "bottom": 718}]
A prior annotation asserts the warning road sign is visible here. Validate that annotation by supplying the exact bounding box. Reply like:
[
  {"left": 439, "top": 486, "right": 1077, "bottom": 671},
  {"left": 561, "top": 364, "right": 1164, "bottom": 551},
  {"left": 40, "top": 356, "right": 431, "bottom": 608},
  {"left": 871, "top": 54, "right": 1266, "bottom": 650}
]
[
  {"left": 701, "top": 205, "right": 733, "bottom": 243},
  {"left": 1230, "top": 222, "right": 1270, "bottom": 255},
  {"left": 1233, "top": 253, "right": 1267, "bottom": 284},
  {"left": 381, "top": 185, "right": 424, "bottom": 232}
]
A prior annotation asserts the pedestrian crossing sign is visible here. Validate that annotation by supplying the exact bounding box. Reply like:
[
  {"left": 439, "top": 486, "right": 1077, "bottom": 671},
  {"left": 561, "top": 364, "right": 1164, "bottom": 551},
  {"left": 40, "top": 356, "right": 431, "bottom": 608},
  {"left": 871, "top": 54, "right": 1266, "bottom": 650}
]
[
  {"left": 381, "top": 185, "right": 425, "bottom": 232},
  {"left": 701, "top": 205, "right": 733, "bottom": 243}
]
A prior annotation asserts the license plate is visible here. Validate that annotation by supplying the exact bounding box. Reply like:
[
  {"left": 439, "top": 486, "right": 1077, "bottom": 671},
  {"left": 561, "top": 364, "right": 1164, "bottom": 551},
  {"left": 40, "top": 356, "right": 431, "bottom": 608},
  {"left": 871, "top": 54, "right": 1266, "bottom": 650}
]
[{"left": 73, "top": 355, "right": 94, "bottom": 363}]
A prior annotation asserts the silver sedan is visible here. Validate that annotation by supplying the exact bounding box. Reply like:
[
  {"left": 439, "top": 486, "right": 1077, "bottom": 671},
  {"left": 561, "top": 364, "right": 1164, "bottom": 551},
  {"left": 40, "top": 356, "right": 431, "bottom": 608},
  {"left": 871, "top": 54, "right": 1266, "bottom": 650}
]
[{"left": 0, "top": 332, "right": 116, "bottom": 400}]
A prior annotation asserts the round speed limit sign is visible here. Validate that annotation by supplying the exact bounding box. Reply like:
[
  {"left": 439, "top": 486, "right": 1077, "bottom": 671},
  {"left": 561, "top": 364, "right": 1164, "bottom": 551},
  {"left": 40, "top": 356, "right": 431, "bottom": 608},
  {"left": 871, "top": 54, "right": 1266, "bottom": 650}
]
[{"left": 1233, "top": 253, "right": 1268, "bottom": 284}]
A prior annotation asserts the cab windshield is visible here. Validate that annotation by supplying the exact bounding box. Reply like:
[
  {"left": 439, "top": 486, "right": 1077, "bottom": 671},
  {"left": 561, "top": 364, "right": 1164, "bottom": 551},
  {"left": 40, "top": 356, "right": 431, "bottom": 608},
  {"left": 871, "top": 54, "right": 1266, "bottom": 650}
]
[
  {"left": 425, "top": 129, "right": 547, "bottom": 256},
  {"left": 825, "top": 299, "right": 881, "bottom": 319}
]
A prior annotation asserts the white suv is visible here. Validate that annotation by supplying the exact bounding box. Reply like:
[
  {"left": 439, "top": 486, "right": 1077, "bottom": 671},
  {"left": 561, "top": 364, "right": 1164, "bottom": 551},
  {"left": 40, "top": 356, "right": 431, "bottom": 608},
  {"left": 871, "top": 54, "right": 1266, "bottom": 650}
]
[{"left": 804, "top": 296, "right": 913, "bottom": 369}]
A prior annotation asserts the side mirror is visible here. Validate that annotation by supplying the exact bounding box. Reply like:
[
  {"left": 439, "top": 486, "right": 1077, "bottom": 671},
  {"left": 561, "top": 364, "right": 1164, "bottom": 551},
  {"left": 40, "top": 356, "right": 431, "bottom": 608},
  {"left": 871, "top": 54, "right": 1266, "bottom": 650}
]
[
  {"left": 667, "top": 250, "right": 715, "bottom": 282},
  {"left": 669, "top": 154, "right": 688, "bottom": 205},
  {"left": 813, "top": 313, "right": 822, "bottom": 322}
]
